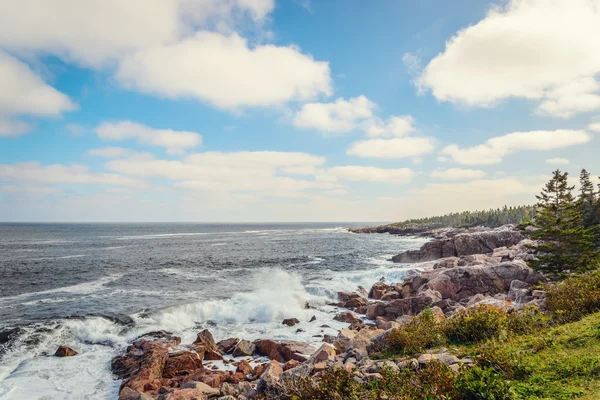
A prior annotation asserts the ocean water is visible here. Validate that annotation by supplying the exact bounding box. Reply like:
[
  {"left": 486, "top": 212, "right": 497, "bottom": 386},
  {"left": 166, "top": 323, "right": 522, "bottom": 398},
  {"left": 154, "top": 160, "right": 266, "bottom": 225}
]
[{"left": 0, "top": 223, "right": 427, "bottom": 399}]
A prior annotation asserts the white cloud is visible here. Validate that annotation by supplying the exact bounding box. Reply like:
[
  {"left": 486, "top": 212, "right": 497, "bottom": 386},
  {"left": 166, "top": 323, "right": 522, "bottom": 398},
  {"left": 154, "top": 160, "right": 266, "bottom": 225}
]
[
  {"left": 95, "top": 121, "right": 202, "bottom": 155},
  {"left": 0, "top": 51, "right": 76, "bottom": 136},
  {"left": 117, "top": 31, "right": 332, "bottom": 109},
  {"left": 87, "top": 147, "right": 130, "bottom": 158},
  {"left": 66, "top": 123, "right": 86, "bottom": 137},
  {"left": 364, "top": 115, "right": 416, "bottom": 138},
  {"left": 588, "top": 122, "right": 600, "bottom": 132},
  {"left": 0, "top": 118, "right": 31, "bottom": 137},
  {"left": 328, "top": 166, "right": 414, "bottom": 183},
  {"left": 417, "top": 0, "right": 600, "bottom": 118},
  {"left": 347, "top": 137, "right": 436, "bottom": 159},
  {"left": 293, "top": 96, "right": 375, "bottom": 133},
  {"left": 545, "top": 157, "right": 570, "bottom": 165},
  {"left": 0, "top": 162, "right": 144, "bottom": 187},
  {"left": 431, "top": 168, "right": 486, "bottom": 181},
  {"left": 104, "top": 150, "right": 336, "bottom": 193},
  {"left": 0, "top": 0, "right": 275, "bottom": 67},
  {"left": 441, "top": 130, "right": 592, "bottom": 165},
  {"left": 402, "top": 52, "right": 422, "bottom": 75}
]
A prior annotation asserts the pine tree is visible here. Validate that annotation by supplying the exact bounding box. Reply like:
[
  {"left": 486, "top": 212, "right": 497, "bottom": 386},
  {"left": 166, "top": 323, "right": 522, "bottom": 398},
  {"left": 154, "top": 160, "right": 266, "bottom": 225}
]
[
  {"left": 579, "top": 169, "right": 598, "bottom": 228},
  {"left": 528, "top": 170, "right": 599, "bottom": 273}
]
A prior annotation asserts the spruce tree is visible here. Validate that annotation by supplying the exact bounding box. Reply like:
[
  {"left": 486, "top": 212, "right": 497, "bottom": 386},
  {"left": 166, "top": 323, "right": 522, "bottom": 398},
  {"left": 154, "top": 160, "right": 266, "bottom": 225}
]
[
  {"left": 579, "top": 169, "right": 598, "bottom": 228},
  {"left": 528, "top": 170, "right": 599, "bottom": 273}
]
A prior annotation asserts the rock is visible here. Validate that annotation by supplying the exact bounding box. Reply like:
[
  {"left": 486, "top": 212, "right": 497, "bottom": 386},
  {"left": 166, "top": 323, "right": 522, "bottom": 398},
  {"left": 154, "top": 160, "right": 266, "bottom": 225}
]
[
  {"left": 282, "top": 318, "right": 300, "bottom": 327},
  {"left": 417, "top": 354, "right": 434, "bottom": 364},
  {"left": 116, "top": 339, "right": 171, "bottom": 394},
  {"left": 254, "top": 339, "right": 306, "bottom": 363},
  {"left": 397, "top": 359, "right": 418, "bottom": 369},
  {"left": 380, "top": 291, "right": 401, "bottom": 301},
  {"left": 369, "top": 282, "right": 391, "bottom": 299},
  {"left": 163, "top": 352, "right": 204, "bottom": 378},
  {"left": 135, "top": 331, "right": 182, "bottom": 348},
  {"left": 236, "top": 360, "right": 253, "bottom": 375},
  {"left": 220, "top": 381, "right": 253, "bottom": 397},
  {"left": 309, "top": 315, "right": 316, "bottom": 322},
  {"left": 157, "top": 387, "right": 209, "bottom": 400},
  {"left": 323, "top": 335, "right": 336, "bottom": 344},
  {"left": 366, "top": 302, "right": 387, "bottom": 320},
  {"left": 118, "top": 387, "right": 155, "bottom": 400},
  {"left": 333, "top": 311, "right": 360, "bottom": 324},
  {"left": 310, "top": 343, "right": 336, "bottom": 362},
  {"left": 225, "top": 372, "right": 246, "bottom": 384},
  {"left": 392, "top": 226, "right": 524, "bottom": 263},
  {"left": 216, "top": 338, "right": 239, "bottom": 354},
  {"left": 532, "top": 290, "right": 545, "bottom": 298},
  {"left": 204, "top": 350, "right": 224, "bottom": 361},
  {"left": 257, "top": 360, "right": 283, "bottom": 392},
  {"left": 282, "top": 359, "right": 300, "bottom": 371},
  {"left": 178, "top": 381, "right": 220, "bottom": 397},
  {"left": 384, "top": 294, "right": 438, "bottom": 319},
  {"left": 333, "top": 329, "right": 357, "bottom": 353},
  {"left": 193, "top": 329, "right": 218, "bottom": 353},
  {"left": 173, "top": 370, "right": 227, "bottom": 389},
  {"left": 55, "top": 345, "right": 78, "bottom": 357},
  {"left": 232, "top": 340, "right": 255, "bottom": 357}
]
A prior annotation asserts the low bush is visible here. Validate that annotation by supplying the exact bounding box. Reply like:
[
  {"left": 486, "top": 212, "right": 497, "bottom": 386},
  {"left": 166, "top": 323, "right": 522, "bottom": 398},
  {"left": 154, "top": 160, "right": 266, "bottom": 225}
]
[
  {"left": 455, "top": 365, "right": 516, "bottom": 400},
  {"left": 546, "top": 270, "right": 600, "bottom": 323},
  {"left": 506, "top": 305, "right": 549, "bottom": 334},
  {"left": 443, "top": 305, "right": 509, "bottom": 345},
  {"left": 474, "top": 342, "right": 530, "bottom": 380},
  {"left": 386, "top": 308, "right": 445, "bottom": 354}
]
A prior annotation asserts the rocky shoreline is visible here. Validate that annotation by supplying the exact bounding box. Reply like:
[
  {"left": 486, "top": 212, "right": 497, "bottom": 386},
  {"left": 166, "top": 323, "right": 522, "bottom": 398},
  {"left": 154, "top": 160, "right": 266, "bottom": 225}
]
[{"left": 55, "top": 225, "right": 546, "bottom": 400}]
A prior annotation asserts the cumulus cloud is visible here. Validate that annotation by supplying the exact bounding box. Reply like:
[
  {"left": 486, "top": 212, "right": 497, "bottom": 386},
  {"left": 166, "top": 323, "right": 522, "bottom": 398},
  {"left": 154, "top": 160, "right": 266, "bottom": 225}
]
[
  {"left": 0, "top": 162, "right": 144, "bottom": 187},
  {"left": 417, "top": 0, "right": 600, "bottom": 118},
  {"left": 589, "top": 122, "right": 600, "bottom": 132},
  {"left": 95, "top": 121, "right": 202, "bottom": 155},
  {"left": 431, "top": 168, "right": 486, "bottom": 181},
  {"left": 365, "top": 116, "right": 415, "bottom": 138},
  {"left": 402, "top": 52, "right": 422, "bottom": 75},
  {"left": 0, "top": 51, "right": 76, "bottom": 136},
  {"left": 328, "top": 166, "right": 414, "bottom": 183},
  {"left": 0, "top": 0, "right": 275, "bottom": 67},
  {"left": 347, "top": 137, "right": 436, "bottom": 159},
  {"left": 117, "top": 31, "right": 332, "bottom": 109},
  {"left": 87, "top": 147, "right": 130, "bottom": 158},
  {"left": 293, "top": 96, "right": 375, "bottom": 133},
  {"left": 440, "top": 130, "right": 592, "bottom": 165},
  {"left": 545, "top": 157, "right": 570, "bottom": 165},
  {"left": 104, "top": 150, "right": 337, "bottom": 193}
]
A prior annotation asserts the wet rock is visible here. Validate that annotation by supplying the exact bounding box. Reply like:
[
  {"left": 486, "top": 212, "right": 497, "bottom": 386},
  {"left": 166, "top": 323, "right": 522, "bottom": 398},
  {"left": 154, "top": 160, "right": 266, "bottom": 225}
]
[
  {"left": 309, "top": 315, "right": 316, "bottom": 322},
  {"left": 366, "top": 302, "right": 387, "bottom": 320},
  {"left": 282, "top": 318, "right": 300, "bottom": 327},
  {"left": 333, "top": 311, "right": 360, "bottom": 324},
  {"left": 203, "top": 350, "right": 224, "bottom": 361},
  {"left": 236, "top": 360, "right": 253, "bottom": 375},
  {"left": 193, "top": 329, "right": 218, "bottom": 353},
  {"left": 135, "top": 331, "right": 182, "bottom": 347},
  {"left": 369, "top": 282, "right": 391, "bottom": 299},
  {"left": 117, "top": 339, "right": 171, "bottom": 395},
  {"left": 163, "top": 352, "right": 204, "bottom": 379},
  {"left": 380, "top": 291, "right": 401, "bottom": 301},
  {"left": 232, "top": 340, "right": 255, "bottom": 357},
  {"left": 216, "top": 338, "right": 239, "bottom": 354},
  {"left": 118, "top": 387, "right": 155, "bottom": 400},
  {"left": 254, "top": 339, "right": 305, "bottom": 363},
  {"left": 55, "top": 345, "right": 78, "bottom": 357}
]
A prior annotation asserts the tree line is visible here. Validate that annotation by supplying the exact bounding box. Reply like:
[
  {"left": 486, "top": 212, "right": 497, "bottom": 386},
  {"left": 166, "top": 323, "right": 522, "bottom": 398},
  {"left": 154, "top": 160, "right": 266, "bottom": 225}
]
[{"left": 389, "top": 205, "right": 536, "bottom": 230}]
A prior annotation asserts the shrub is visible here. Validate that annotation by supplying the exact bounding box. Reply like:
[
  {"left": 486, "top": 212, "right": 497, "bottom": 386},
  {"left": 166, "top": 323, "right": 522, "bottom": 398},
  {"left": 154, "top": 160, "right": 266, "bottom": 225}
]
[
  {"left": 506, "top": 305, "right": 549, "bottom": 335},
  {"left": 545, "top": 270, "right": 600, "bottom": 323},
  {"left": 386, "top": 308, "right": 445, "bottom": 355},
  {"left": 443, "top": 305, "right": 509, "bottom": 345},
  {"left": 475, "top": 342, "right": 531, "bottom": 380},
  {"left": 455, "top": 365, "right": 516, "bottom": 400}
]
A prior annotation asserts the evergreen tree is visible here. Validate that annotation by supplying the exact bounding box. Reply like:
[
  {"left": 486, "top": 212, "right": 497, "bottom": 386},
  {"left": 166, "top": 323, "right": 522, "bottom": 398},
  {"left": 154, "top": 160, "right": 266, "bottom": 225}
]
[
  {"left": 528, "top": 170, "right": 599, "bottom": 273},
  {"left": 579, "top": 169, "right": 598, "bottom": 228}
]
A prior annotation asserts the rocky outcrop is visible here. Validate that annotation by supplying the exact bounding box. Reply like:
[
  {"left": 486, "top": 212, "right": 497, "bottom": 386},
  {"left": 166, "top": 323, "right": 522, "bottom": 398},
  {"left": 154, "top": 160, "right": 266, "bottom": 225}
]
[
  {"left": 392, "top": 226, "right": 524, "bottom": 263},
  {"left": 54, "top": 345, "right": 78, "bottom": 357},
  {"left": 254, "top": 339, "right": 307, "bottom": 363}
]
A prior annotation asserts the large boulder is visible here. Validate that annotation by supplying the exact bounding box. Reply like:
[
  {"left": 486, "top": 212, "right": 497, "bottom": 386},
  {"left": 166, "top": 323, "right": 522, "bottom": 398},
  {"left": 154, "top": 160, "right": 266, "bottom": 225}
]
[
  {"left": 257, "top": 360, "right": 284, "bottom": 393},
  {"left": 114, "top": 339, "right": 172, "bottom": 395},
  {"left": 254, "top": 340, "right": 306, "bottom": 363},
  {"left": 392, "top": 226, "right": 524, "bottom": 263},
  {"left": 163, "top": 352, "right": 204, "bottom": 379},
  {"left": 193, "top": 329, "right": 218, "bottom": 353},
  {"left": 232, "top": 340, "right": 255, "bottom": 357},
  {"left": 216, "top": 338, "right": 239, "bottom": 354}
]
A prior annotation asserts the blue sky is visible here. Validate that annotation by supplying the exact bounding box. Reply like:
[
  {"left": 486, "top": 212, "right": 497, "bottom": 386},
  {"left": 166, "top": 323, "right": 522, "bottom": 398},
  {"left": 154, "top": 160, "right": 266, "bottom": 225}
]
[{"left": 0, "top": 0, "right": 599, "bottom": 222}]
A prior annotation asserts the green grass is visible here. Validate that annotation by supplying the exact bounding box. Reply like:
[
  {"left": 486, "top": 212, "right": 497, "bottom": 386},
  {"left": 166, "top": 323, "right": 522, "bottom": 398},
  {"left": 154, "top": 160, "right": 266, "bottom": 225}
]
[{"left": 453, "top": 311, "right": 600, "bottom": 399}]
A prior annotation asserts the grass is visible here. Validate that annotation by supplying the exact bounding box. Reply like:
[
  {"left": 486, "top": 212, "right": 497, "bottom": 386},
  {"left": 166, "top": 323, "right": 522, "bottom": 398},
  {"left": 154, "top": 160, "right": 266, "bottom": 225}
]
[{"left": 454, "top": 311, "right": 600, "bottom": 399}]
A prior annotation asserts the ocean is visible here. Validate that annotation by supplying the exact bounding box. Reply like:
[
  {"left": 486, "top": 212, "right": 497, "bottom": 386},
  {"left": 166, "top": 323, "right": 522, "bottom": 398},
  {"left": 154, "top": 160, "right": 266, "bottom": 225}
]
[{"left": 0, "top": 223, "right": 427, "bottom": 399}]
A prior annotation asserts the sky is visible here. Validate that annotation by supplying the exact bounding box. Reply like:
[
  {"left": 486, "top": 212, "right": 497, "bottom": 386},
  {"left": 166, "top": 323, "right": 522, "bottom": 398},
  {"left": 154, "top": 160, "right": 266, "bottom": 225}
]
[{"left": 1, "top": 0, "right": 599, "bottom": 222}]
